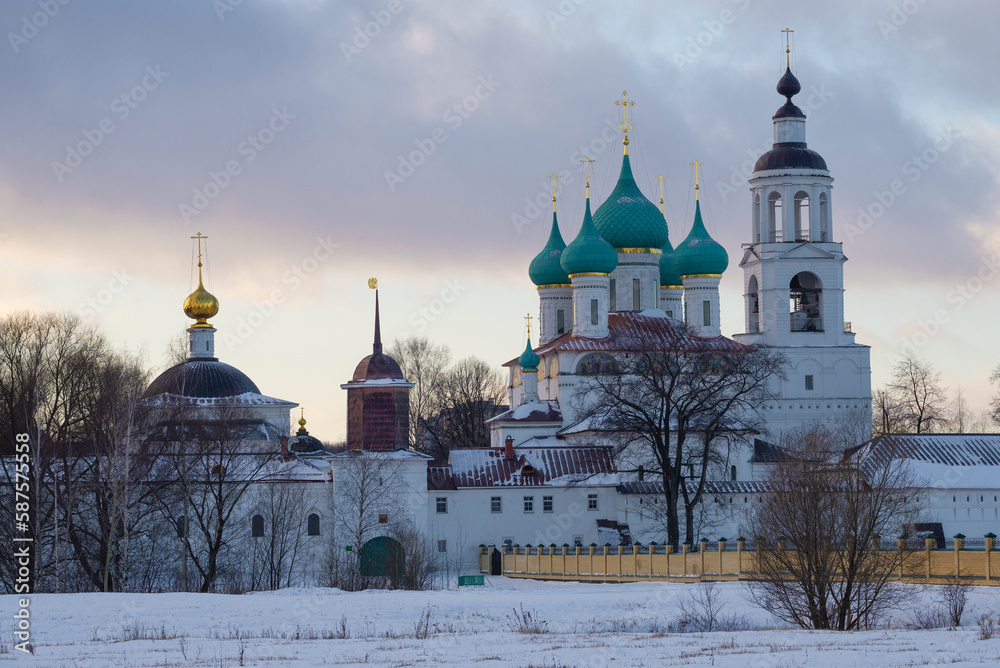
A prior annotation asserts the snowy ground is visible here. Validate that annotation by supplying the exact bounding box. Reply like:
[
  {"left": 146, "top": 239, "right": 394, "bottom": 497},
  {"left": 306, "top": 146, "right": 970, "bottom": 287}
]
[{"left": 3, "top": 577, "right": 1000, "bottom": 667}]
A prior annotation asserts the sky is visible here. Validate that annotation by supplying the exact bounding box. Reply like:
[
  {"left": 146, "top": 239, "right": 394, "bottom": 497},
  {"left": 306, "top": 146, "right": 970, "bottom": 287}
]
[{"left": 1, "top": 0, "right": 998, "bottom": 441}]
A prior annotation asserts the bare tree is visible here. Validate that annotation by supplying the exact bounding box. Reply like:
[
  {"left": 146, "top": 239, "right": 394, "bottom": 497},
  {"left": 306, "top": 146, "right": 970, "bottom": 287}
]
[
  {"left": 890, "top": 353, "right": 947, "bottom": 434},
  {"left": 748, "top": 426, "right": 921, "bottom": 631},
  {"left": 387, "top": 336, "right": 450, "bottom": 449},
  {"left": 243, "top": 481, "right": 310, "bottom": 591},
  {"left": 872, "top": 388, "right": 907, "bottom": 437},
  {"left": 574, "top": 319, "right": 784, "bottom": 545},
  {"left": 423, "top": 356, "right": 507, "bottom": 461}
]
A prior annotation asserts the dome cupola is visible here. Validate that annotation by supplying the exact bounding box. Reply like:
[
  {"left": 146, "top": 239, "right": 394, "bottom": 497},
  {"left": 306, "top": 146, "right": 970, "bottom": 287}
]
[
  {"left": 518, "top": 338, "right": 540, "bottom": 372},
  {"left": 529, "top": 213, "right": 571, "bottom": 287},
  {"left": 592, "top": 153, "right": 668, "bottom": 251},
  {"left": 560, "top": 196, "right": 618, "bottom": 277}
]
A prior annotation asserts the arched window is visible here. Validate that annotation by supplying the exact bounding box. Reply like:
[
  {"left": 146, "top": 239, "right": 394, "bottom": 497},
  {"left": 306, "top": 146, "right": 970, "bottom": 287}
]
[
  {"left": 174, "top": 516, "right": 186, "bottom": 539},
  {"left": 747, "top": 275, "right": 760, "bottom": 334},
  {"left": 793, "top": 191, "right": 809, "bottom": 241},
  {"left": 767, "top": 192, "right": 782, "bottom": 242},
  {"left": 818, "top": 192, "right": 830, "bottom": 241},
  {"left": 789, "top": 272, "right": 823, "bottom": 332},
  {"left": 307, "top": 513, "right": 320, "bottom": 536},
  {"left": 753, "top": 193, "right": 761, "bottom": 243},
  {"left": 575, "top": 353, "right": 618, "bottom": 375},
  {"left": 251, "top": 514, "right": 264, "bottom": 538}
]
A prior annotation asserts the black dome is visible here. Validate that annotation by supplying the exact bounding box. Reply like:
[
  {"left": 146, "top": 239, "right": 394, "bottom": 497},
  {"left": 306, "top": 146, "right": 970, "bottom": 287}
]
[
  {"left": 144, "top": 360, "right": 261, "bottom": 399},
  {"left": 754, "top": 144, "right": 828, "bottom": 172}
]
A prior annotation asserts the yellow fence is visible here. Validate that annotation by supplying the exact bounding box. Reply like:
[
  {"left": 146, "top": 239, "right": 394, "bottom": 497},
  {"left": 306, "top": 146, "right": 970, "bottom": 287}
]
[{"left": 478, "top": 536, "right": 1000, "bottom": 585}]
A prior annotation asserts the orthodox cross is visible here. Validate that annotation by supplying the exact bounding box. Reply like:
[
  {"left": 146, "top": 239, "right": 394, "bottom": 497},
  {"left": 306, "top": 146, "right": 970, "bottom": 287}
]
[
  {"left": 655, "top": 175, "right": 668, "bottom": 214},
  {"left": 615, "top": 90, "right": 635, "bottom": 151},
  {"left": 191, "top": 232, "right": 207, "bottom": 268},
  {"left": 689, "top": 160, "right": 704, "bottom": 201},
  {"left": 524, "top": 312, "right": 533, "bottom": 339},
  {"left": 579, "top": 157, "right": 595, "bottom": 199},
  {"left": 547, "top": 172, "right": 561, "bottom": 212},
  {"left": 782, "top": 28, "right": 794, "bottom": 67}
]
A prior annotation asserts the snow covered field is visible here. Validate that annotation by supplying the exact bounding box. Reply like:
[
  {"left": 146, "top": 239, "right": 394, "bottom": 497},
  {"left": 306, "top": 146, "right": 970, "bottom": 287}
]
[{"left": 4, "top": 577, "right": 1000, "bottom": 667}]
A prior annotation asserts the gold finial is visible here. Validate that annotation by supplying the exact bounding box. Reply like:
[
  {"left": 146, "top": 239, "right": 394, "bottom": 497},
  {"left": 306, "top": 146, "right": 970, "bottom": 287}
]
[
  {"left": 184, "top": 232, "right": 219, "bottom": 328},
  {"left": 579, "top": 157, "right": 595, "bottom": 199},
  {"left": 524, "top": 312, "right": 533, "bottom": 339},
  {"left": 615, "top": 90, "right": 635, "bottom": 154},
  {"left": 368, "top": 277, "right": 378, "bottom": 290},
  {"left": 547, "top": 173, "right": 561, "bottom": 213},
  {"left": 655, "top": 175, "right": 668, "bottom": 214},
  {"left": 298, "top": 407, "right": 307, "bottom": 431},
  {"left": 781, "top": 28, "right": 794, "bottom": 68},
  {"left": 689, "top": 160, "right": 704, "bottom": 201}
]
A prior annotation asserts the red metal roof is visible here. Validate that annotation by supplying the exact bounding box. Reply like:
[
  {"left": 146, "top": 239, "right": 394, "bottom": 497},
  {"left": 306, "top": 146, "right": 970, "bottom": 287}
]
[
  {"left": 428, "top": 440, "right": 616, "bottom": 489},
  {"left": 504, "top": 311, "right": 747, "bottom": 366}
]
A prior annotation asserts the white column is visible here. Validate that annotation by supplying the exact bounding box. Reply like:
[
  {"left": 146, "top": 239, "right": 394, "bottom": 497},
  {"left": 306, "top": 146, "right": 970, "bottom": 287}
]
[
  {"left": 188, "top": 326, "right": 216, "bottom": 359},
  {"left": 571, "top": 274, "right": 610, "bottom": 338}
]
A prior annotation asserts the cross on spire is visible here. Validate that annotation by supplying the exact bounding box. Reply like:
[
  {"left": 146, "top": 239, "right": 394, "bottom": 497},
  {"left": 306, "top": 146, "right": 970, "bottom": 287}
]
[
  {"left": 615, "top": 90, "right": 635, "bottom": 153},
  {"left": 547, "top": 172, "right": 561, "bottom": 212},
  {"left": 191, "top": 232, "right": 207, "bottom": 267},
  {"left": 579, "top": 157, "right": 595, "bottom": 199},
  {"left": 524, "top": 312, "right": 533, "bottom": 339},
  {"left": 689, "top": 160, "right": 704, "bottom": 201},
  {"left": 655, "top": 175, "right": 668, "bottom": 214},
  {"left": 782, "top": 27, "right": 794, "bottom": 67}
]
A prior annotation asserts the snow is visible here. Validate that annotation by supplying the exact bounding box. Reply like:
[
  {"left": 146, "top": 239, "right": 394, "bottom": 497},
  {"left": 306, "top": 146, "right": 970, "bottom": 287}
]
[{"left": 6, "top": 578, "right": 1000, "bottom": 666}]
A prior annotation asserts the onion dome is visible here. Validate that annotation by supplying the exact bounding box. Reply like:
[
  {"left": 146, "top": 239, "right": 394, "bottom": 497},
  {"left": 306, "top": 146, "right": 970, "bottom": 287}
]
[
  {"left": 290, "top": 410, "right": 324, "bottom": 453},
  {"left": 144, "top": 360, "right": 260, "bottom": 399},
  {"left": 673, "top": 201, "right": 729, "bottom": 278},
  {"left": 183, "top": 274, "right": 219, "bottom": 328},
  {"left": 754, "top": 67, "right": 828, "bottom": 172},
  {"left": 528, "top": 212, "right": 570, "bottom": 286},
  {"left": 351, "top": 290, "right": 406, "bottom": 381},
  {"left": 593, "top": 154, "right": 668, "bottom": 250},
  {"left": 659, "top": 234, "right": 683, "bottom": 288},
  {"left": 560, "top": 197, "right": 618, "bottom": 277},
  {"left": 518, "top": 338, "right": 540, "bottom": 372}
]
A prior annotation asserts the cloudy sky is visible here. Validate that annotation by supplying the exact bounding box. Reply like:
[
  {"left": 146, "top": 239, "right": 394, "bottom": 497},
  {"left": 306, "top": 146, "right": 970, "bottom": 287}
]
[{"left": 2, "top": 0, "right": 998, "bottom": 440}]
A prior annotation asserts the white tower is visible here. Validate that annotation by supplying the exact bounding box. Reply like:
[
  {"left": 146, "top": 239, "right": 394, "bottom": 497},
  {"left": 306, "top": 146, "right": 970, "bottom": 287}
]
[
  {"left": 529, "top": 175, "right": 573, "bottom": 344},
  {"left": 733, "top": 51, "right": 871, "bottom": 440}
]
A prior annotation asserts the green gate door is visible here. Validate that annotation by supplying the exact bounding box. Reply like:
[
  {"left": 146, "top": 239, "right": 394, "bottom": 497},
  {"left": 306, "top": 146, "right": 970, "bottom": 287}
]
[{"left": 359, "top": 536, "right": 405, "bottom": 585}]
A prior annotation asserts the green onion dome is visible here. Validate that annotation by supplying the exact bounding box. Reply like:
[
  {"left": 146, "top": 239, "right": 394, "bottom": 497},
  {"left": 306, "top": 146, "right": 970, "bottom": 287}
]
[
  {"left": 528, "top": 212, "right": 571, "bottom": 286},
  {"left": 593, "top": 154, "right": 668, "bottom": 250},
  {"left": 518, "top": 338, "right": 540, "bottom": 372},
  {"left": 560, "top": 198, "right": 619, "bottom": 277},
  {"left": 672, "top": 201, "right": 729, "bottom": 278},
  {"left": 659, "top": 232, "right": 683, "bottom": 287}
]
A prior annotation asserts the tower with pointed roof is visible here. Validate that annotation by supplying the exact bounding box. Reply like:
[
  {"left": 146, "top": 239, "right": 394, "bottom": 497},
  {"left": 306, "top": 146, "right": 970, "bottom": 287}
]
[
  {"left": 733, "top": 35, "right": 871, "bottom": 438},
  {"left": 341, "top": 285, "right": 414, "bottom": 451},
  {"left": 673, "top": 162, "right": 728, "bottom": 337},
  {"left": 529, "top": 176, "right": 573, "bottom": 345}
]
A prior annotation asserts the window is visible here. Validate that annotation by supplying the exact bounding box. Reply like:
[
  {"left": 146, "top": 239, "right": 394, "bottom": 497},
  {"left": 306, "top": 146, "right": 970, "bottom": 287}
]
[
  {"left": 251, "top": 514, "right": 264, "bottom": 538},
  {"left": 437, "top": 539, "right": 447, "bottom": 553},
  {"left": 575, "top": 353, "right": 618, "bottom": 375},
  {"left": 703, "top": 300, "right": 711, "bottom": 326},
  {"left": 378, "top": 514, "right": 388, "bottom": 524},
  {"left": 436, "top": 497, "right": 447, "bottom": 514},
  {"left": 587, "top": 494, "right": 598, "bottom": 511},
  {"left": 307, "top": 513, "right": 321, "bottom": 536},
  {"left": 556, "top": 309, "right": 565, "bottom": 334},
  {"left": 747, "top": 275, "right": 760, "bottom": 333},
  {"left": 174, "top": 516, "right": 186, "bottom": 539},
  {"left": 665, "top": 309, "right": 673, "bottom": 318},
  {"left": 524, "top": 496, "right": 534, "bottom": 513},
  {"left": 730, "top": 465, "right": 737, "bottom": 481},
  {"left": 790, "top": 272, "right": 823, "bottom": 331},
  {"left": 632, "top": 278, "right": 640, "bottom": 311},
  {"left": 543, "top": 496, "right": 553, "bottom": 513},
  {"left": 491, "top": 496, "right": 502, "bottom": 513},
  {"left": 805, "top": 375, "right": 814, "bottom": 391},
  {"left": 609, "top": 278, "right": 617, "bottom": 311},
  {"left": 590, "top": 299, "right": 598, "bottom": 325}
]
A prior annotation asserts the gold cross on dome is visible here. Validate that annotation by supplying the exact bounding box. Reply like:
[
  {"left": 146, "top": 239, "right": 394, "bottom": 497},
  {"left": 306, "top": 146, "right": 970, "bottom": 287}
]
[
  {"left": 689, "top": 160, "right": 704, "bottom": 201},
  {"left": 191, "top": 232, "right": 208, "bottom": 267},
  {"left": 782, "top": 28, "right": 794, "bottom": 67},
  {"left": 615, "top": 90, "right": 635, "bottom": 152},
  {"left": 655, "top": 175, "right": 668, "bottom": 213},
  {"left": 524, "top": 312, "right": 533, "bottom": 339},
  {"left": 547, "top": 173, "right": 561, "bottom": 212},
  {"left": 579, "top": 157, "right": 595, "bottom": 199}
]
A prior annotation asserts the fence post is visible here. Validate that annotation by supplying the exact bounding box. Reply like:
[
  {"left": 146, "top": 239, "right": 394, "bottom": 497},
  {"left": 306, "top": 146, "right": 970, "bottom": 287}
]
[
  {"left": 925, "top": 537, "right": 934, "bottom": 580},
  {"left": 954, "top": 534, "right": 965, "bottom": 580},
  {"left": 986, "top": 533, "right": 996, "bottom": 582},
  {"left": 718, "top": 538, "right": 727, "bottom": 576},
  {"left": 699, "top": 538, "right": 708, "bottom": 578},
  {"left": 897, "top": 534, "right": 906, "bottom": 580},
  {"left": 737, "top": 537, "right": 746, "bottom": 579}
]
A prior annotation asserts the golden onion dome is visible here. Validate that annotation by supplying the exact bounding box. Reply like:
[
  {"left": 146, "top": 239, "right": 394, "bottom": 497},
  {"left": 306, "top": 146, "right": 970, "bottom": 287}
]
[{"left": 183, "top": 276, "right": 219, "bottom": 327}]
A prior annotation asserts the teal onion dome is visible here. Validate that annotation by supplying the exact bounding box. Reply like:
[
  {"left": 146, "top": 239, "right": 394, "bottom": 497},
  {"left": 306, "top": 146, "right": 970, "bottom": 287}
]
[
  {"left": 673, "top": 201, "right": 729, "bottom": 277},
  {"left": 528, "top": 212, "right": 571, "bottom": 286},
  {"left": 659, "top": 234, "right": 683, "bottom": 287},
  {"left": 593, "top": 154, "right": 668, "bottom": 250},
  {"left": 560, "top": 198, "right": 619, "bottom": 276},
  {"left": 518, "top": 338, "right": 540, "bottom": 371}
]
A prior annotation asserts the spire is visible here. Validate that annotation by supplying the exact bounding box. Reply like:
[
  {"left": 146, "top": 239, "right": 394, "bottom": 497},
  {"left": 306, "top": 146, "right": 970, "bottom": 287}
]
[
  {"left": 615, "top": 90, "right": 635, "bottom": 155},
  {"left": 369, "top": 278, "right": 382, "bottom": 355}
]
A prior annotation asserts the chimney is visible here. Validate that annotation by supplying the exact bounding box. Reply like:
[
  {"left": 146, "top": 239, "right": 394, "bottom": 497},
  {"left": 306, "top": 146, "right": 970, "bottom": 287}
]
[
  {"left": 504, "top": 435, "right": 514, "bottom": 460},
  {"left": 280, "top": 436, "right": 290, "bottom": 459}
]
